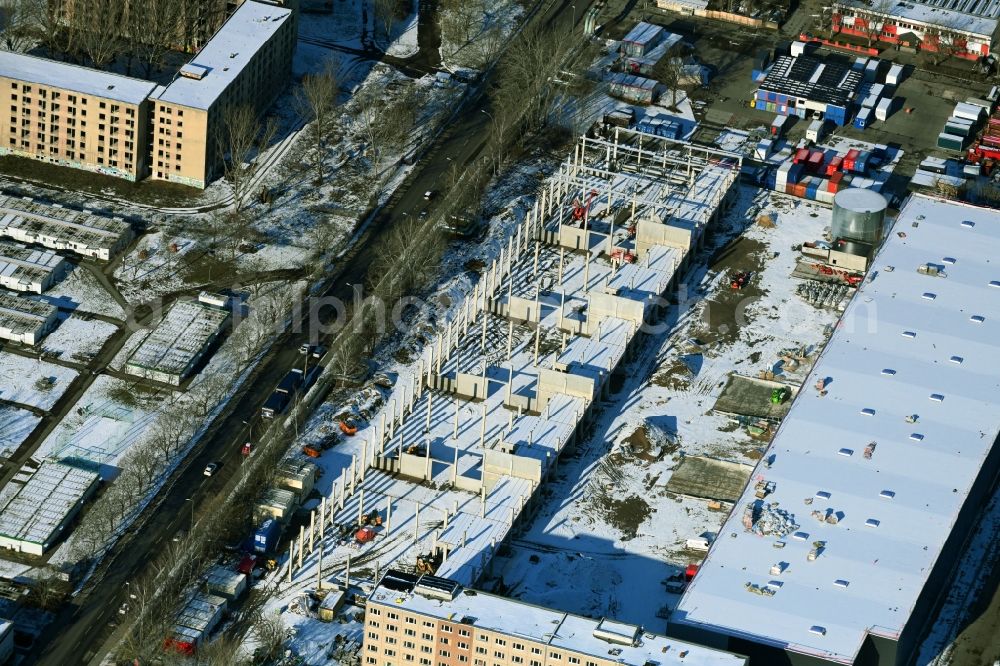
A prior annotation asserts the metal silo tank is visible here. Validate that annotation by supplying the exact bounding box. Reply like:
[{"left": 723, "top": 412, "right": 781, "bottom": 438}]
[{"left": 832, "top": 188, "right": 888, "bottom": 245}]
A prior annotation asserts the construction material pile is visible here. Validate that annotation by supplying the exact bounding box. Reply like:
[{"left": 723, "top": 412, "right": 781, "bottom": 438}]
[{"left": 742, "top": 501, "right": 799, "bottom": 538}]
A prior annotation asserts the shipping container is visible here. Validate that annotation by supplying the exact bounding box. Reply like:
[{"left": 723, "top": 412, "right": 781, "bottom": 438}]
[
  {"left": 864, "top": 59, "right": 881, "bottom": 82},
  {"left": 793, "top": 148, "right": 810, "bottom": 163},
  {"left": 825, "top": 155, "right": 844, "bottom": 176},
  {"left": 771, "top": 114, "right": 789, "bottom": 136},
  {"left": 844, "top": 149, "right": 861, "bottom": 171},
  {"left": 854, "top": 107, "right": 872, "bottom": 129},
  {"left": 254, "top": 519, "right": 281, "bottom": 553},
  {"left": 755, "top": 140, "right": 774, "bottom": 160},
  {"left": 954, "top": 102, "right": 985, "bottom": 122},
  {"left": 875, "top": 97, "right": 898, "bottom": 122},
  {"left": 807, "top": 151, "right": 825, "bottom": 172},
  {"left": 806, "top": 119, "right": 828, "bottom": 142},
  {"left": 938, "top": 132, "right": 966, "bottom": 151},
  {"left": 787, "top": 162, "right": 804, "bottom": 183},
  {"left": 966, "top": 97, "right": 993, "bottom": 112},
  {"left": 791, "top": 40, "right": 807, "bottom": 57},
  {"left": 885, "top": 63, "right": 904, "bottom": 86},
  {"left": 816, "top": 188, "right": 836, "bottom": 205}
]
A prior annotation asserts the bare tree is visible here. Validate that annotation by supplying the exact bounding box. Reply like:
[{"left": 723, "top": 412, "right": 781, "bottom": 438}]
[
  {"left": 128, "top": 0, "right": 184, "bottom": 77},
  {"left": 252, "top": 613, "right": 287, "bottom": 664},
  {"left": 296, "top": 61, "right": 340, "bottom": 184},
  {"left": 354, "top": 88, "right": 390, "bottom": 174},
  {"left": 74, "top": 0, "right": 123, "bottom": 68},
  {"left": 0, "top": 0, "right": 34, "bottom": 52},
  {"left": 217, "top": 105, "right": 277, "bottom": 214},
  {"left": 856, "top": 0, "right": 892, "bottom": 47},
  {"left": 439, "top": 0, "right": 484, "bottom": 49}
]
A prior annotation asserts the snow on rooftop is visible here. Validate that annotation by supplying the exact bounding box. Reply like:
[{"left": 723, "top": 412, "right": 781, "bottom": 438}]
[
  {"left": 838, "top": 0, "right": 999, "bottom": 36},
  {"left": 0, "top": 195, "right": 132, "bottom": 261},
  {"left": 0, "top": 461, "right": 98, "bottom": 547},
  {"left": 124, "top": 300, "right": 229, "bottom": 381},
  {"left": 674, "top": 193, "right": 1000, "bottom": 664},
  {"left": 370, "top": 577, "right": 746, "bottom": 665},
  {"left": 153, "top": 0, "right": 292, "bottom": 110},
  {"left": 0, "top": 51, "right": 158, "bottom": 105},
  {"left": 0, "top": 240, "right": 65, "bottom": 293}
]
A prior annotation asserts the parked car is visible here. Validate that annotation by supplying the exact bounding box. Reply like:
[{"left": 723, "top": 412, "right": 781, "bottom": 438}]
[
  {"left": 204, "top": 462, "right": 220, "bottom": 476},
  {"left": 423, "top": 190, "right": 436, "bottom": 200}
]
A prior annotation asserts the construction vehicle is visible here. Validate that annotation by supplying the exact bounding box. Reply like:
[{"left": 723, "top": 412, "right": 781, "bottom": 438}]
[
  {"left": 303, "top": 445, "right": 322, "bottom": 458},
  {"left": 359, "top": 510, "right": 383, "bottom": 527},
  {"left": 570, "top": 189, "right": 599, "bottom": 224},
  {"left": 731, "top": 271, "right": 752, "bottom": 290},
  {"left": 340, "top": 419, "right": 358, "bottom": 436},
  {"left": 770, "top": 387, "right": 789, "bottom": 404},
  {"left": 610, "top": 247, "right": 637, "bottom": 264},
  {"left": 415, "top": 551, "right": 443, "bottom": 575}
]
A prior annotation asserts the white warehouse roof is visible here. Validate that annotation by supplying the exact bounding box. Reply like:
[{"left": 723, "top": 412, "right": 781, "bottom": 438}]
[
  {"left": 0, "top": 461, "right": 99, "bottom": 550},
  {"left": 153, "top": 0, "right": 292, "bottom": 110},
  {"left": 674, "top": 194, "right": 1000, "bottom": 664},
  {"left": 0, "top": 51, "right": 157, "bottom": 105}
]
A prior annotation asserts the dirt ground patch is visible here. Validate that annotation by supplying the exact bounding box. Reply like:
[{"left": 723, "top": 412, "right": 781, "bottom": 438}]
[
  {"left": 623, "top": 424, "right": 678, "bottom": 461},
  {"left": 691, "top": 236, "right": 769, "bottom": 345},
  {"left": 605, "top": 495, "right": 653, "bottom": 540},
  {"left": 652, "top": 358, "right": 694, "bottom": 391},
  {"left": 665, "top": 455, "right": 753, "bottom": 502}
]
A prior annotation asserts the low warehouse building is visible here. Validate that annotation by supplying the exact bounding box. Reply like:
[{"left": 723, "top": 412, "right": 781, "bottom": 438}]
[
  {"left": 203, "top": 565, "right": 247, "bottom": 600},
  {"left": 254, "top": 488, "right": 297, "bottom": 522},
  {"left": 124, "top": 300, "right": 230, "bottom": 386},
  {"left": 608, "top": 72, "right": 658, "bottom": 104},
  {"left": 0, "top": 240, "right": 66, "bottom": 294},
  {"left": 755, "top": 54, "right": 862, "bottom": 126},
  {"left": 0, "top": 461, "right": 100, "bottom": 556},
  {"left": 0, "top": 292, "right": 58, "bottom": 345},
  {"left": 0, "top": 195, "right": 133, "bottom": 261}
]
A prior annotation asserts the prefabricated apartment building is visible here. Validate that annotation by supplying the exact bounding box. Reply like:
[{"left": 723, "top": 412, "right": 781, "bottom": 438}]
[{"left": 672, "top": 194, "right": 1000, "bottom": 666}]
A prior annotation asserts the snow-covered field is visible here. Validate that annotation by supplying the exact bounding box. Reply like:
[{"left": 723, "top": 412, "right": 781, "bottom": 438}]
[
  {"left": 32, "top": 263, "right": 126, "bottom": 321},
  {"left": 0, "top": 352, "right": 78, "bottom": 412},
  {"left": 0, "top": 405, "right": 41, "bottom": 458},
  {"left": 42, "top": 315, "right": 119, "bottom": 363},
  {"left": 490, "top": 188, "right": 842, "bottom": 629}
]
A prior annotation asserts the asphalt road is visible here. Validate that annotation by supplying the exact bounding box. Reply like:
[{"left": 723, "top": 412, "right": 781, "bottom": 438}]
[{"left": 27, "top": 3, "right": 584, "bottom": 663}]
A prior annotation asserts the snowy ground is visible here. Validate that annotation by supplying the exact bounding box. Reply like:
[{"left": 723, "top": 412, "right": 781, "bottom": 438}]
[
  {"left": 41, "top": 315, "right": 119, "bottom": 363},
  {"left": 0, "top": 352, "right": 78, "bottom": 412},
  {"left": 438, "top": 0, "right": 523, "bottom": 71},
  {"left": 488, "top": 187, "right": 842, "bottom": 630},
  {"left": 34, "top": 374, "right": 163, "bottom": 478},
  {"left": 0, "top": 405, "right": 41, "bottom": 459},
  {"left": 31, "top": 264, "right": 126, "bottom": 321}
]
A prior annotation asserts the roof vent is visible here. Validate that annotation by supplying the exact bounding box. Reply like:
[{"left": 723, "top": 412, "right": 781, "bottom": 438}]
[
  {"left": 881, "top": 368, "right": 896, "bottom": 375},
  {"left": 792, "top": 531, "right": 809, "bottom": 540},
  {"left": 107, "top": 85, "right": 115, "bottom": 90},
  {"left": 902, "top": 330, "right": 916, "bottom": 338},
  {"left": 879, "top": 489, "right": 895, "bottom": 499},
  {"left": 861, "top": 408, "right": 876, "bottom": 416},
  {"left": 961, "top": 220, "right": 975, "bottom": 228},
  {"left": 816, "top": 491, "right": 831, "bottom": 499},
  {"left": 921, "top": 292, "right": 936, "bottom": 300},
  {"left": 990, "top": 280, "right": 1000, "bottom": 288},
  {"left": 970, "top": 315, "right": 985, "bottom": 323},
  {"left": 865, "top": 518, "right": 880, "bottom": 527},
  {"left": 910, "top": 433, "right": 924, "bottom": 441},
  {"left": 929, "top": 393, "right": 944, "bottom": 402},
  {"left": 837, "top": 448, "right": 854, "bottom": 456},
  {"left": 833, "top": 579, "right": 850, "bottom": 588},
  {"left": 810, "top": 626, "right": 827, "bottom": 636},
  {"left": 942, "top": 256, "right": 956, "bottom": 264},
  {"left": 230, "top": 52, "right": 239, "bottom": 58},
  {"left": 950, "top": 355, "right": 964, "bottom": 364}
]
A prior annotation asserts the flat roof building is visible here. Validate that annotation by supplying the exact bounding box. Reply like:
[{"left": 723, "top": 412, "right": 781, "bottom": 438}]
[
  {"left": 365, "top": 571, "right": 748, "bottom": 666},
  {"left": 149, "top": 0, "right": 296, "bottom": 188},
  {"left": 834, "top": 0, "right": 999, "bottom": 58},
  {"left": 672, "top": 194, "right": 1000, "bottom": 665},
  {"left": 0, "top": 51, "right": 157, "bottom": 181},
  {"left": 0, "top": 460, "right": 100, "bottom": 556},
  {"left": 0, "top": 291, "right": 58, "bottom": 345},
  {"left": 0, "top": 240, "right": 66, "bottom": 294},
  {"left": 755, "top": 55, "right": 862, "bottom": 126},
  {"left": 124, "top": 300, "right": 230, "bottom": 386},
  {"left": 0, "top": 194, "right": 133, "bottom": 261}
]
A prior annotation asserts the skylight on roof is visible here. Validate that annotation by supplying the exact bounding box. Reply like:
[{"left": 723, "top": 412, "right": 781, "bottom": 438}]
[
  {"left": 865, "top": 518, "right": 880, "bottom": 527},
  {"left": 833, "top": 579, "right": 850, "bottom": 588},
  {"left": 929, "top": 393, "right": 945, "bottom": 402},
  {"left": 961, "top": 220, "right": 976, "bottom": 228},
  {"left": 970, "top": 315, "right": 985, "bottom": 323},
  {"left": 861, "top": 408, "right": 876, "bottom": 416},
  {"left": 950, "top": 355, "right": 964, "bottom": 364},
  {"left": 902, "top": 330, "right": 916, "bottom": 338},
  {"left": 880, "top": 489, "right": 895, "bottom": 499},
  {"left": 881, "top": 368, "right": 896, "bottom": 375},
  {"left": 910, "top": 433, "right": 924, "bottom": 441},
  {"left": 922, "top": 292, "right": 936, "bottom": 300}
]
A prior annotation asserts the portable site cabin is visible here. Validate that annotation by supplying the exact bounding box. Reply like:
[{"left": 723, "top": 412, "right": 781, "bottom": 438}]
[
  {"left": 608, "top": 73, "right": 658, "bottom": 104},
  {"left": 621, "top": 22, "right": 666, "bottom": 58}
]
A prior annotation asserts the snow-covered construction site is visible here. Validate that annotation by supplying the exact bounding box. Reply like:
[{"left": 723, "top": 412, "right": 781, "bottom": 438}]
[{"left": 252, "top": 131, "right": 744, "bottom": 642}]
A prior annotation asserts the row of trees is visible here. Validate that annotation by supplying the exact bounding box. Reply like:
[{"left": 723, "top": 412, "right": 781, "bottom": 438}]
[{"left": 0, "top": 0, "right": 228, "bottom": 75}]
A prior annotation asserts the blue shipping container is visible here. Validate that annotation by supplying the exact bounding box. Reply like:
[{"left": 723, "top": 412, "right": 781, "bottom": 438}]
[
  {"left": 254, "top": 519, "right": 281, "bottom": 553},
  {"left": 756, "top": 100, "right": 767, "bottom": 111},
  {"left": 787, "top": 163, "right": 804, "bottom": 183},
  {"left": 825, "top": 104, "right": 847, "bottom": 126}
]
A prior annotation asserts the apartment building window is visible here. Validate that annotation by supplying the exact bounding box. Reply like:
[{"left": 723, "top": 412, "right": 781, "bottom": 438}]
[
  {"left": 459, "top": 630, "right": 470, "bottom": 637},
  {"left": 68, "top": 95, "right": 76, "bottom": 103},
  {"left": 38, "top": 100, "right": 46, "bottom": 110},
  {"left": 367, "top": 659, "right": 377, "bottom": 665},
  {"left": 567, "top": 658, "right": 579, "bottom": 664},
  {"left": 51, "top": 103, "right": 59, "bottom": 112},
  {"left": 549, "top": 653, "right": 562, "bottom": 660},
  {"left": 39, "top": 89, "right": 46, "bottom": 98},
  {"left": 476, "top": 648, "right": 487, "bottom": 655},
  {"left": 9, "top": 82, "right": 15, "bottom": 89},
  {"left": 439, "top": 650, "right": 450, "bottom": 658},
  {"left": 21, "top": 85, "right": 29, "bottom": 92},
  {"left": 111, "top": 105, "right": 119, "bottom": 113},
  {"left": 97, "top": 157, "right": 104, "bottom": 164},
  {"left": 512, "top": 657, "right": 523, "bottom": 664},
  {"left": 99, "top": 113, "right": 105, "bottom": 121},
  {"left": 458, "top": 657, "right": 468, "bottom": 664},
  {"left": 110, "top": 159, "right": 117, "bottom": 167},
  {"left": 99, "top": 101, "right": 106, "bottom": 109},
  {"left": 423, "top": 621, "right": 434, "bottom": 628},
  {"left": 495, "top": 639, "right": 506, "bottom": 647},
  {"left": 404, "top": 629, "right": 415, "bottom": 637},
  {"left": 125, "top": 152, "right": 133, "bottom": 161},
  {"left": 421, "top": 633, "right": 432, "bottom": 641},
  {"left": 439, "top": 638, "right": 449, "bottom": 645},
  {"left": 8, "top": 105, "right": 13, "bottom": 113},
  {"left": 177, "top": 109, "right": 183, "bottom": 117},
  {"left": 494, "top": 651, "right": 504, "bottom": 659},
  {"left": 98, "top": 124, "right": 105, "bottom": 132},
  {"left": 383, "top": 649, "right": 396, "bottom": 657},
  {"left": 125, "top": 108, "right": 134, "bottom": 117},
  {"left": 97, "top": 146, "right": 104, "bottom": 153},
  {"left": 9, "top": 95, "right": 15, "bottom": 102}
]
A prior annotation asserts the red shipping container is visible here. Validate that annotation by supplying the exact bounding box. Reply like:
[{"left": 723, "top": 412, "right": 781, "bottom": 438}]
[
  {"left": 794, "top": 148, "right": 810, "bottom": 163},
  {"left": 807, "top": 151, "right": 825, "bottom": 172},
  {"left": 686, "top": 563, "right": 700, "bottom": 580},
  {"left": 845, "top": 148, "right": 860, "bottom": 161},
  {"left": 825, "top": 156, "right": 843, "bottom": 175},
  {"left": 786, "top": 183, "right": 796, "bottom": 195},
  {"left": 794, "top": 183, "right": 807, "bottom": 197}
]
